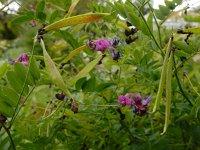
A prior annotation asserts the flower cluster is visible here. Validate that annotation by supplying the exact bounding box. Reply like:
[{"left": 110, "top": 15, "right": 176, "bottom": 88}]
[
  {"left": 8, "top": 53, "right": 29, "bottom": 66},
  {"left": 87, "top": 37, "right": 122, "bottom": 61},
  {"left": 118, "top": 93, "right": 151, "bottom": 116}
]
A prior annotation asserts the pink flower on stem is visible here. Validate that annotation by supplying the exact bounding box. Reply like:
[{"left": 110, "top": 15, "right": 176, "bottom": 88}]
[
  {"left": 118, "top": 95, "right": 132, "bottom": 106},
  {"left": 16, "top": 53, "right": 29, "bottom": 66},
  {"left": 95, "top": 39, "right": 109, "bottom": 52}
]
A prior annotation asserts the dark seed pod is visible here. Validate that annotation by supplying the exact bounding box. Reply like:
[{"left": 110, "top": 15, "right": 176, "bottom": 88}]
[
  {"left": 126, "top": 21, "right": 132, "bottom": 27},
  {"left": 125, "top": 36, "right": 139, "bottom": 44},
  {"left": 55, "top": 93, "right": 65, "bottom": 100},
  {"left": 72, "top": 105, "right": 78, "bottom": 113},
  {"left": 0, "top": 114, "right": 7, "bottom": 122}
]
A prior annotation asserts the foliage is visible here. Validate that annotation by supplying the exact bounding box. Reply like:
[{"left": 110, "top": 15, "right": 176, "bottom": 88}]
[{"left": 0, "top": 0, "right": 200, "bottom": 149}]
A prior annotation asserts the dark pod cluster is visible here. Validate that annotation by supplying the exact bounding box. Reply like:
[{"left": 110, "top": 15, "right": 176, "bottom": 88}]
[{"left": 125, "top": 22, "right": 139, "bottom": 44}]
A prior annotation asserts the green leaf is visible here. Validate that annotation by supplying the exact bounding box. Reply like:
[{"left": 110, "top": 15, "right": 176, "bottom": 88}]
[
  {"left": 6, "top": 71, "right": 29, "bottom": 95},
  {"left": 11, "top": 11, "right": 34, "bottom": 25},
  {"left": 0, "top": 61, "right": 9, "bottom": 79},
  {"left": 75, "top": 77, "right": 87, "bottom": 91},
  {"left": 127, "top": 12, "right": 141, "bottom": 28},
  {"left": 14, "top": 62, "right": 35, "bottom": 86},
  {"left": 159, "top": 5, "right": 170, "bottom": 16},
  {"left": 0, "top": 100, "right": 14, "bottom": 117},
  {"left": 44, "top": 13, "right": 110, "bottom": 31},
  {"left": 95, "top": 82, "right": 115, "bottom": 92},
  {"left": 0, "top": 86, "right": 19, "bottom": 107},
  {"left": 173, "top": 41, "right": 194, "bottom": 54},
  {"left": 154, "top": 9, "right": 166, "bottom": 20},
  {"left": 29, "top": 57, "right": 40, "bottom": 82},
  {"left": 114, "top": 2, "right": 127, "bottom": 19},
  {"left": 147, "top": 12, "right": 153, "bottom": 34},
  {"left": 70, "top": 54, "right": 102, "bottom": 86},
  {"left": 49, "top": 10, "right": 58, "bottom": 23},
  {"left": 36, "top": 0, "right": 45, "bottom": 14},
  {"left": 37, "top": 12, "right": 46, "bottom": 22},
  {"left": 82, "top": 76, "right": 96, "bottom": 92},
  {"left": 165, "top": 0, "right": 176, "bottom": 10},
  {"left": 174, "top": 50, "right": 188, "bottom": 58},
  {"left": 62, "top": 45, "right": 87, "bottom": 64},
  {"left": 60, "top": 31, "right": 79, "bottom": 49},
  {"left": 174, "top": 0, "right": 182, "bottom": 5}
]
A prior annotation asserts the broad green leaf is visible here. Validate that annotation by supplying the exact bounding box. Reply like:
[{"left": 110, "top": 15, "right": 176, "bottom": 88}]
[
  {"left": 65, "top": 0, "right": 80, "bottom": 18},
  {"left": 11, "top": 11, "right": 34, "bottom": 25},
  {"left": 0, "top": 61, "right": 9, "bottom": 79},
  {"left": 70, "top": 54, "right": 102, "bottom": 86},
  {"left": 6, "top": 71, "right": 29, "bottom": 95},
  {"left": 155, "top": 9, "right": 166, "bottom": 20},
  {"left": 62, "top": 45, "right": 88, "bottom": 64},
  {"left": 152, "top": 37, "right": 173, "bottom": 113},
  {"left": 29, "top": 57, "right": 40, "bottom": 82},
  {"left": 0, "top": 100, "right": 14, "bottom": 117},
  {"left": 161, "top": 51, "right": 173, "bottom": 135},
  {"left": 140, "top": 22, "right": 151, "bottom": 36},
  {"left": 159, "top": 5, "right": 170, "bottom": 16},
  {"left": 44, "top": 13, "right": 110, "bottom": 31},
  {"left": 14, "top": 62, "right": 35, "bottom": 86},
  {"left": 0, "top": 86, "right": 19, "bottom": 107},
  {"left": 60, "top": 31, "right": 79, "bottom": 49}
]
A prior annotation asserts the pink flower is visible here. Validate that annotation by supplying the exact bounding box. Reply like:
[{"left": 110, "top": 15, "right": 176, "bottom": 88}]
[
  {"left": 95, "top": 39, "right": 109, "bottom": 52},
  {"left": 16, "top": 53, "right": 29, "bottom": 66},
  {"left": 118, "top": 95, "right": 132, "bottom": 106}
]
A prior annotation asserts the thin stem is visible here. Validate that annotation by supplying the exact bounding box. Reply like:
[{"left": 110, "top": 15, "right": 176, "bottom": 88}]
[
  {"left": 127, "top": 0, "right": 164, "bottom": 56},
  {"left": 147, "top": 2, "right": 162, "bottom": 47},
  {"left": 173, "top": 55, "right": 193, "bottom": 106},
  {"left": 9, "top": 39, "right": 36, "bottom": 128},
  {"left": 1, "top": 123, "right": 16, "bottom": 150},
  {"left": 11, "top": 86, "right": 35, "bottom": 124}
]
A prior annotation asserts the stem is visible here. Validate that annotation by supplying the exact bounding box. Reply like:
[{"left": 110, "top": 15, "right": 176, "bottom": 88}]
[
  {"left": 1, "top": 123, "right": 16, "bottom": 150},
  {"left": 9, "top": 39, "right": 36, "bottom": 128},
  {"left": 127, "top": 0, "right": 164, "bottom": 56},
  {"left": 173, "top": 55, "right": 193, "bottom": 106},
  {"left": 147, "top": 2, "right": 162, "bottom": 47}
]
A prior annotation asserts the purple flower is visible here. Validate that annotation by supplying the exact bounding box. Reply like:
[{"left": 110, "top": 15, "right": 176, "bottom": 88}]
[
  {"left": 118, "top": 93, "right": 151, "bottom": 116},
  {"left": 8, "top": 59, "right": 15, "bottom": 65},
  {"left": 16, "top": 53, "right": 29, "bottom": 66},
  {"left": 95, "top": 39, "right": 109, "bottom": 52},
  {"left": 118, "top": 95, "right": 132, "bottom": 106}
]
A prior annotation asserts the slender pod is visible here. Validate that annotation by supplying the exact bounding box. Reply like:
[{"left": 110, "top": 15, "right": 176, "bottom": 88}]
[
  {"left": 44, "top": 13, "right": 110, "bottom": 31},
  {"left": 161, "top": 50, "right": 173, "bottom": 135},
  {"left": 152, "top": 36, "right": 173, "bottom": 113}
]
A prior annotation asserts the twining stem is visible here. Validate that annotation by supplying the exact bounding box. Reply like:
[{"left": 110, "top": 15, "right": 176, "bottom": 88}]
[
  {"left": 152, "top": 36, "right": 173, "bottom": 113},
  {"left": 161, "top": 51, "right": 173, "bottom": 135},
  {"left": 173, "top": 55, "right": 193, "bottom": 106},
  {"left": 1, "top": 123, "right": 16, "bottom": 150}
]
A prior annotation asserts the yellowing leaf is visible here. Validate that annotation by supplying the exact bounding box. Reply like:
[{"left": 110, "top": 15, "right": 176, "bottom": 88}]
[
  {"left": 65, "top": 0, "right": 80, "bottom": 18},
  {"left": 44, "top": 13, "right": 110, "bottom": 31}
]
